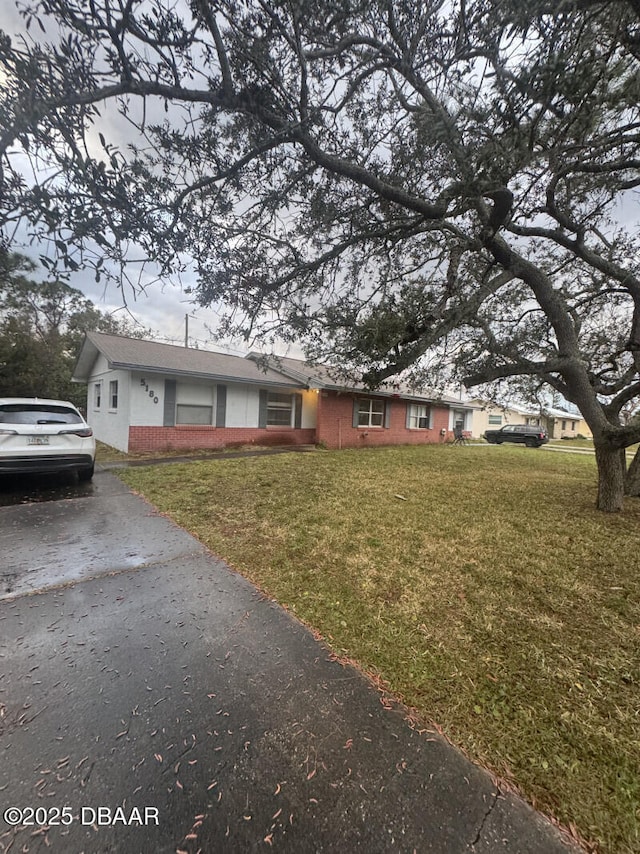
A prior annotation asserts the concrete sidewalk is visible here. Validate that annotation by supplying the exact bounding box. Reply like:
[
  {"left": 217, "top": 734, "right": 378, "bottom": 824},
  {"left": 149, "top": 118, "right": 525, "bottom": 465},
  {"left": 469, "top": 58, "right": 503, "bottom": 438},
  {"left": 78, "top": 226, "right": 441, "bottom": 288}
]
[{"left": 0, "top": 472, "right": 579, "bottom": 853}]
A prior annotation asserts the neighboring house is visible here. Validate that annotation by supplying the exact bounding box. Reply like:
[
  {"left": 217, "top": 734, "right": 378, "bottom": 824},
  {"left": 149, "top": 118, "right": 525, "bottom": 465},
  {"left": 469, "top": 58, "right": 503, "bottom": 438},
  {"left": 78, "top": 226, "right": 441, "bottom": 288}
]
[
  {"left": 72, "top": 332, "right": 475, "bottom": 452},
  {"left": 470, "top": 400, "right": 533, "bottom": 438},
  {"left": 543, "top": 406, "right": 593, "bottom": 439},
  {"left": 470, "top": 399, "right": 592, "bottom": 440}
]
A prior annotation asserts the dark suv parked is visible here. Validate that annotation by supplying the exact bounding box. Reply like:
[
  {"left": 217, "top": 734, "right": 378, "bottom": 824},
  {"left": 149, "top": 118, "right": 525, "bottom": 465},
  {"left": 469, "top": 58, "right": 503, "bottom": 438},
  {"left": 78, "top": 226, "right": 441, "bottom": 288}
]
[{"left": 484, "top": 424, "right": 549, "bottom": 448}]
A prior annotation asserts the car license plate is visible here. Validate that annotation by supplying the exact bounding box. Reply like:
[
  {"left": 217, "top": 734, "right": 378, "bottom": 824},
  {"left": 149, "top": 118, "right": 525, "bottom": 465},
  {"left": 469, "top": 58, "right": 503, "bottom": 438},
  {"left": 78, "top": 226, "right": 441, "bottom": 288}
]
[{"left": 27, "top": 436, "right": 49, "bottom": 445}]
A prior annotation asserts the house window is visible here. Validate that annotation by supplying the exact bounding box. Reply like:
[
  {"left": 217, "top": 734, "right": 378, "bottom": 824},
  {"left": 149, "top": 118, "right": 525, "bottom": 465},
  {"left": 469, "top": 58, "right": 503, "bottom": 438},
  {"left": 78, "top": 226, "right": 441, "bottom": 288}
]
[
  {"left": 488, "top": 414, "right": 502, "bottom": 425},
  {"left": 407, "top": 404, "right": 430, "bottom": 429},
  {"left": 174, "top": 381, "right": 215, "bottom": 425},
  {"left": 94, "top": 382, "right": 102, "bottom": 410},
  {"left": 266, "top": 393, "right": 294, "bottom": 426},
  {"left": 176, "top": 404, "right": 213, "bottom": 425},
  {"left": 109, "top": 380, "right": 118, "bottom": 410},
  {"left": 571, "top": 421, "right": 576, "bottom": 431},
  {"left": 357, "top": 398, "right": 385, "bottom": 427},
  {"left": 452, "top": 409, "right": 467, "bottom": 430},
  {"left": 526, "top": 416, "right": 540, "bottom": 426},
  {"left": 562, "top": 419, "right": 567, "bottom": 430}
]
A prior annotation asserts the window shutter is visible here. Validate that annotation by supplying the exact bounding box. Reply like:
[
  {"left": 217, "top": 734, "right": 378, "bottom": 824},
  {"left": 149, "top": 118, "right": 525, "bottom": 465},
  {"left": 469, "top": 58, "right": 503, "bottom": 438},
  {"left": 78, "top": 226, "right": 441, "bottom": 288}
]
[
  {"left": 384, "top": 400, "right": 392, "bottom": 428},
  {"left": 428, "top": 407, "right": 433, "bottom": 429},
  {"left": 215, "top": 384, "right": 227, "bottom": 427},
  {"left": 259, "top": 390, "right": 268, "bottom": 428},
  {"left": 294, "top": 393, "right": 302, "bottom": 429},
  {"left": 406, "top": 403, "right": 411, "bottom": 429},
  {"left": 352, "top": 399, "right": 359, "bottom": 428},
  {"left": 163, "top": 379, "right": 176, "bottom": 426}
]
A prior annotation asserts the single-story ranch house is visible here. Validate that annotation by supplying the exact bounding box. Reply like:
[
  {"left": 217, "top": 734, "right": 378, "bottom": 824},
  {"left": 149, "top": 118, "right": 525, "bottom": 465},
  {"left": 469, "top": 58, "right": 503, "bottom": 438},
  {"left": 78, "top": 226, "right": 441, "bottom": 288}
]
[{"left": 72, "top": 332, "right": 475, "bottom": 453}]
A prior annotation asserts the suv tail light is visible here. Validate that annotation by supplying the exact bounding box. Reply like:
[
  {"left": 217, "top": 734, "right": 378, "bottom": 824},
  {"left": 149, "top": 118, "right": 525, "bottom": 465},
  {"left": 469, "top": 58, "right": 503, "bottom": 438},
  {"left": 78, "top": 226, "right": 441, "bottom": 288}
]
[{"left": 59, "top": 427, "right": 93, "bottom": 438}]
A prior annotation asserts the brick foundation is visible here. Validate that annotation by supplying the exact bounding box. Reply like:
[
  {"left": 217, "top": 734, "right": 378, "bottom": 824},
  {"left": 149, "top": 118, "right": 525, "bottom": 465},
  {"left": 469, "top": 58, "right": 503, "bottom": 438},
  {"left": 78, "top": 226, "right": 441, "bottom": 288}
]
[
  {"left": 128, "top": 425, "right": 316, "bottom": 453},
  {"left": 128, "top": 392, "right": 460, "bottom": 453}
]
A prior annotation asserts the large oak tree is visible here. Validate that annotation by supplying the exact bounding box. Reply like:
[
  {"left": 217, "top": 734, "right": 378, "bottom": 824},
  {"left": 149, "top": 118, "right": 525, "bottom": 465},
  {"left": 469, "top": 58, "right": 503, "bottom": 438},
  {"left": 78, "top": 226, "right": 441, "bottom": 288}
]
[{"left": 1, "top": 0, "right": 640, "bottom": 509}]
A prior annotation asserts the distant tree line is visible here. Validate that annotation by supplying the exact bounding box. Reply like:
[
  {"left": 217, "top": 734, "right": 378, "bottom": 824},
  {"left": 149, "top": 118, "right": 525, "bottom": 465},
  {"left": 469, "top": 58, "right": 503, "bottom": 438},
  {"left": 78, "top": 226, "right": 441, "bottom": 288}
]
[{"left": 0, "top": 252, "right": 144, "bottom": 409}]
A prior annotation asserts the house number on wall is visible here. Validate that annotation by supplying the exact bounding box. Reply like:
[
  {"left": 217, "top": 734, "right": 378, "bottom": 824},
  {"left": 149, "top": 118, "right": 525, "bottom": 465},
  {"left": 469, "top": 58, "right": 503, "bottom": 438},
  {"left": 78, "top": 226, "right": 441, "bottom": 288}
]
[{"left": 140, "top": 378, "right": 159, "bottom": 404}]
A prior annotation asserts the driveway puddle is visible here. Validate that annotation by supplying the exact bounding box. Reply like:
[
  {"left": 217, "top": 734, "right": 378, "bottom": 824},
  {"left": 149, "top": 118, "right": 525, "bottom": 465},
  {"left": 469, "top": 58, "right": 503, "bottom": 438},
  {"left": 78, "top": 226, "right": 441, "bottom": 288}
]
[{"left": 0, "top": 472, "right": 95, "bottom": 507}]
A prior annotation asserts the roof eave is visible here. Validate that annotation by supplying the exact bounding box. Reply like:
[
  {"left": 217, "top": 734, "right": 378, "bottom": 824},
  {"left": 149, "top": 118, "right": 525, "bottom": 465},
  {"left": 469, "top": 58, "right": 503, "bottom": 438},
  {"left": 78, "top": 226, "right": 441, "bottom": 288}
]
[
  {"left": 71, "top": 334, "right": 100, "bottom": 383},
  {"left": 105, "top": 361, "right": 301, "bottom": 388}
]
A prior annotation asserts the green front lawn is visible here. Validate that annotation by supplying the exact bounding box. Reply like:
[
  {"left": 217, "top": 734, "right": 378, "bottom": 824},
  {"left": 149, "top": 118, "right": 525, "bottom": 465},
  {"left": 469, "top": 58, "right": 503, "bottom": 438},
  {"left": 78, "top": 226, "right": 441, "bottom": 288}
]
[{"left": 118, "top": 445, "right": 640, "bottom": 854}]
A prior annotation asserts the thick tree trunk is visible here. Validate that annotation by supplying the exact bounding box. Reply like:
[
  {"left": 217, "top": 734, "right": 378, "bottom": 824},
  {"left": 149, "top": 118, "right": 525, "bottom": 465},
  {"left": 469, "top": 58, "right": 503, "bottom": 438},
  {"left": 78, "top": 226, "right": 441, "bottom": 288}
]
[
  {"left": 625, "top": 447, "right": 640, "bottom": 497},
  {"left": 595, "top": 445, "right": 626, "bottom": 511}
]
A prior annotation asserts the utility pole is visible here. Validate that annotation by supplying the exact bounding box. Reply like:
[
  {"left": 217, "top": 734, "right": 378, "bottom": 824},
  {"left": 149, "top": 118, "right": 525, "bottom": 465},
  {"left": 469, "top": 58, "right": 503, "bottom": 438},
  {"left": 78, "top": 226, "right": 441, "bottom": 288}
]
[{"left": 185, "top": 313, "right": 189, "bottom": 348}]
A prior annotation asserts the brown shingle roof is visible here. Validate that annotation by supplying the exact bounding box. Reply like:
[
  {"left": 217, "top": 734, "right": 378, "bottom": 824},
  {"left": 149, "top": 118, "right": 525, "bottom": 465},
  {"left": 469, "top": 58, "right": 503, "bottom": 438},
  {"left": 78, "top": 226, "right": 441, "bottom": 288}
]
[
  {"left": 247, "top": 353, "right": 470, "bottom": 406},
  {"left": 73, "top": 332, "right": 302, "bottom": 387}
]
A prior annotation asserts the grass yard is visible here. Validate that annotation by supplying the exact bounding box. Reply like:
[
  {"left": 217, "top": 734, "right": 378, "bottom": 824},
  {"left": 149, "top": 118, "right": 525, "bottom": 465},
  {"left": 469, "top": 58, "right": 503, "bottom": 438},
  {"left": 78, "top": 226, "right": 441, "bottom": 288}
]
[
  {"left": 548, "top": 437, "right": 595, "bottom": 448},
  {"left": 118, "top": 445, "right": 640, "bottom": 853}
]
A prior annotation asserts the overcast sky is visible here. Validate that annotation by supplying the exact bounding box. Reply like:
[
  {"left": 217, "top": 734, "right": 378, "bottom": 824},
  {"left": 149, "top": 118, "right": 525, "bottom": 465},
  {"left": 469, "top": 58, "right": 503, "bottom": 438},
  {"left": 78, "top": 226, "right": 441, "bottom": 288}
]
[{"left": 16, "top": 215, "right": 254, "bottom": 355}]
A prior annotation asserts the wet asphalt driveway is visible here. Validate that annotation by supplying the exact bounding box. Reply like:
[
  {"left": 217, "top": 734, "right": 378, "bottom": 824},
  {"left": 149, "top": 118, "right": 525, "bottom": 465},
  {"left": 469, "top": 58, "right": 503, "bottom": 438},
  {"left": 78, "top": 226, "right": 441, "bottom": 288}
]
[{"left": 0, "top": 470, "right": 578, "bottom": 853}]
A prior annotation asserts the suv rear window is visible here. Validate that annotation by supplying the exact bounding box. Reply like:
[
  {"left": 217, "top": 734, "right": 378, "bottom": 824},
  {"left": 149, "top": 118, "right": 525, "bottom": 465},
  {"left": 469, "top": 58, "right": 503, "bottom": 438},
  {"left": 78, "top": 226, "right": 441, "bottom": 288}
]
[{"left": 0, "top": 404, "right": 82, "bottom": 425}]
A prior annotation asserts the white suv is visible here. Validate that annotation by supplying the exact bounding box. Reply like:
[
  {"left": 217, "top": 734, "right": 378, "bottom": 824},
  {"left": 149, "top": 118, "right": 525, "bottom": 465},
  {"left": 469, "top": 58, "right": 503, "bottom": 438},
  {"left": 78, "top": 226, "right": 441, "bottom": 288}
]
[{"left": 0, "top": 398, "right": 96, "bottom": 481}]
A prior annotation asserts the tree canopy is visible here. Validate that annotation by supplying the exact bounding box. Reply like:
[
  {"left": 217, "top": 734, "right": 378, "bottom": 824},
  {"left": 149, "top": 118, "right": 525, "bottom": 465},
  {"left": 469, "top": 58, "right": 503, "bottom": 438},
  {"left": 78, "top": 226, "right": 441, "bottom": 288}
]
[{"left": 1, "top": 0, "right": 640, "bottom": 508}]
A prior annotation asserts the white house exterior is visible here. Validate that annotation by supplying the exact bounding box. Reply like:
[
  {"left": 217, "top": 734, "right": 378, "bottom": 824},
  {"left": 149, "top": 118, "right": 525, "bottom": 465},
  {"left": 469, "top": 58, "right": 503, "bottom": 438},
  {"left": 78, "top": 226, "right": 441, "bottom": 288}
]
[
  {"left": 73, "top": 332, "right": 317, "bottom": 452},
  {"left": 73, "top": 332, "right": 476, "bottom": 452}
]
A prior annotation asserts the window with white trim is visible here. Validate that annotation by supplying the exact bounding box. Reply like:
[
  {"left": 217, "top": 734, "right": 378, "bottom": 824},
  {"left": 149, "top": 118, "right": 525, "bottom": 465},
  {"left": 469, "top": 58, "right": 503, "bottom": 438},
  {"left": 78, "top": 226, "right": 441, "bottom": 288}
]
[
  {"left": 407, "top": 403, "right": 430, "bottom": 429},
  {"left": 267, "top": 392, "right": 294, "bottom": 426},
  {"left": 109, "top": 380, "right": 118, "bottom": 410},
  {"left": 488, "top": 414, "right": 502, "bottom": 425},
  {"left": 357, "top": 398, "right": 384, "bottom": 427},
  {"left": 93, "top": 382, "right": 102, "bottom": 410}
]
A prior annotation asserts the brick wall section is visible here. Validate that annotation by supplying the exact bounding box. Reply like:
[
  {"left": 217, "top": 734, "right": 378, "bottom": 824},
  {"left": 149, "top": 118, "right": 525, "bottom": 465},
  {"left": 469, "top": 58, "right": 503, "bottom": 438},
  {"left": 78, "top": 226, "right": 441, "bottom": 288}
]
[
  {"left": 128, "top": 426, "right": 316, "bottom": 453},
  {"left": 128, "top": 393, "right": 455, "bottom": 452},
  {"left": 316, "top": 391, "right": 451, "bottom": 449}
]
